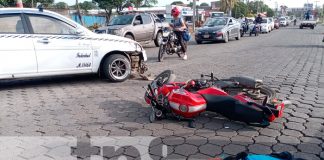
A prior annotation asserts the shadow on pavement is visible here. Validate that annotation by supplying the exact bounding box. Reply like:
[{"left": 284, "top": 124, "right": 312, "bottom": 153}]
[
  {"left": 99, "top": 100, "right": 257, "bottom": 133},
  {"left": 0, "top": 74, "right": 101, "bottom": 90}
]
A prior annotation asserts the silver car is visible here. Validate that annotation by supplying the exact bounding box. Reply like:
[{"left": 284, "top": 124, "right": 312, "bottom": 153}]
[{"left": 195, "top": 17, "right": 241, "bottom": 44}]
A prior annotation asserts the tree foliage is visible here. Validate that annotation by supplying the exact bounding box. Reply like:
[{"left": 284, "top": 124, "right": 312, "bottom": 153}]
[
  {"left": 221, "top": 0, "right": 237, "bottom": 16},
  {"left": 79, "top": 1, "right": 97, "bottom": 12},
  {"left": 0, "top": 0, "right": 54, "bottom": 7},
  {"left": 200, "top": 2, "right": 209, "bottom": 7},
  {"left": 247, "top": 1, "right": 274, "bottom": 17},
  {"left": 93, "top": 0, "right": 157, "bottom": 25},
  {"left": 232, "top": 1, "right": 248, "bottom": 18},
  {"left": 171, "top": 1, "right": 184, "bottom": 5},
  {"left": 54, "top": 1, "right": 68, "bottom": 9}
]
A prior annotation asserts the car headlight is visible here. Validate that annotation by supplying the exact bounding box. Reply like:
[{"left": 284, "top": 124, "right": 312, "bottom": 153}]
[
  {"left": 135, "top": 43, "right": 143, "bottom": 52},
  {"left": 110, "top": 29, "right": 122, "bottom": 35}
]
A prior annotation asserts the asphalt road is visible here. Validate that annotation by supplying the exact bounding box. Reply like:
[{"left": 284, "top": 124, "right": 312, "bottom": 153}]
[{"left": 0, "top": 25, "right": 323, "bottom": 160}]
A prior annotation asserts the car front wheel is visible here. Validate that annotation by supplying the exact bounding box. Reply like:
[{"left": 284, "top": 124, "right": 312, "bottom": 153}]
[{"left": 102, "top": 54, "right": 131, "bottom": 82}]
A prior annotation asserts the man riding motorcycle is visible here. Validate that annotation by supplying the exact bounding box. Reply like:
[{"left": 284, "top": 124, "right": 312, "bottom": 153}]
[
  {"left": 169, "top": 7, "right": 188, "bottom": 60},
  {"left": 255, "top": 14, "right": 263, "bottom": 24}
]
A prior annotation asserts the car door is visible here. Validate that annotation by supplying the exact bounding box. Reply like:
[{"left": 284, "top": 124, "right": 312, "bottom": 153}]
[
  {"left": 228, "top": 18, "right": 235, "bottom": 37},
  {"left": 0, "top": 13, "right": 37, "bottom": 79},
  {"left": 141, "top": 14, "right": 155, "bottom": 41},
  {"left": 132, "top": 15, "right": 146, "bottom": 41},
  {"left": 26, "top": 14, "right": 93, "bottom": 74},
  {"left": 232, "top": 19, "right": 240, "bottom": 36}
]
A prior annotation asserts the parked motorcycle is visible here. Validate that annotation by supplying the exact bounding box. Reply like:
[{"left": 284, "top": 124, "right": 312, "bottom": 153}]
[
  {"left": 249, "top": 23, "right": 261, "bottom": 36},
  {"left": 240, "top": 22, "right": 249, "bottom": 37},
  {"left": 158, "top": 28, "right": 186, "bottom": 62},
  {"left": 144, "top": 70, "right": 290, "bottom": 128}
]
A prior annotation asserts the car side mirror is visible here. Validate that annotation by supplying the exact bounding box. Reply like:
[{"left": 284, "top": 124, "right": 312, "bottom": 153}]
[
  {"left": 76, "top": 28, "right": 85, "bottom": 36},
  {"left": 134, "top": 20, "right": 141, "bottom": 25}
]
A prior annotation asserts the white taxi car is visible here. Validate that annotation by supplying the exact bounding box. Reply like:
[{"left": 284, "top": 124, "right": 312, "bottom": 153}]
[
  {"left": 260, "top": 18, "right": 271, "bottom": 33},
  {"left": 0, "top": 8, "right": 147, "bottom": 82}
]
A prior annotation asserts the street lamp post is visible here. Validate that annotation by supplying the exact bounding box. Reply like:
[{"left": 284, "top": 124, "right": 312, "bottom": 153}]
[{"left": 192, "top": 0, "right": 196, "bottom": 31}]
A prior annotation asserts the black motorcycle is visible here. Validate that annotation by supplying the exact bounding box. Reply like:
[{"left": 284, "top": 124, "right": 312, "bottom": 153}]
[
  {"left": 158, "top": 28, "right": 186, "bottom": 62},
  {"left": 240, "top": 22, "right": 249, "bottom": 37}
]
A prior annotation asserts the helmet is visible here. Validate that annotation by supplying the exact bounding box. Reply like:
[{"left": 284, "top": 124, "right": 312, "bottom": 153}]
[{"left": 171, "top": 7, "right": 180, "bottom": 17}]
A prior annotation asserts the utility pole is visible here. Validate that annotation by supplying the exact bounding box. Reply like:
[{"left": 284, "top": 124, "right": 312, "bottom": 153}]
[{"left": 193, "top": 0, "right": 196, "bottom": 31}]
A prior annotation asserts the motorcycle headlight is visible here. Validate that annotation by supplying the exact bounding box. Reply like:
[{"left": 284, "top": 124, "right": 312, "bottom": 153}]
[{"left": 162, "top": 31, "right": 169, "bottom": 37}]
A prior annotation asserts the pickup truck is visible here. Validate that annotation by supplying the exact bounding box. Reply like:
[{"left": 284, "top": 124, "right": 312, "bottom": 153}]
[
  {"left": 95, "top": 13, "right": 169, "bottom": 47},
  {"left": 300, "top": 18, "right": 316, "bottom": 29}
]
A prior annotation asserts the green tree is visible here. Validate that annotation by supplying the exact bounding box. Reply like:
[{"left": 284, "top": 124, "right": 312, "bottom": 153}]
[
  {"left": 130, "top": 0, "right": 156, "bottom": 8},
  {"left": 92, "top": 0, "right": 124, "bottom": 24},
  {"left": 24, "top": 0, "right": 54, "bottom": 7},
  {"left": 54, "top": 1, "right": 68, "bottom": 9},
  {"left": 171, "top": 1, "right": 184, "bottom": 5},
  {"left": 232, "top": 1, "right": 248, "bottom": 18},
  {"left": 266, "top": 8, "right": 274, "bottom": 17},
  {"left": 221, "top": 0, "right": 237, "bottom": 16},
  {"left": 0, "top": 0, "right": 53, "bottom": 7},
  {"left": 200, "top": 2, "right": 209, "bottom": 7},
  {"left": 187, "top": 2, "right": 193, "bottom": 7},
  {"left": 0, "top": 0, "right": 15, "bottom": 7},
  {"left": 79, "top": 1, "right": 96, "bottom": 12}
]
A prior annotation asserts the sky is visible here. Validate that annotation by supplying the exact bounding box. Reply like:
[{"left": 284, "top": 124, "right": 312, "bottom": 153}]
[{"left": 59, "top": 0, "right": 324, "bottom": 8}]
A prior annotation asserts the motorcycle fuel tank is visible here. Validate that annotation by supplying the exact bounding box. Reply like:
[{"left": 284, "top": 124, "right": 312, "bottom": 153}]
[{"left": 168, "top": 88, "right": 207, "bottom": 118}]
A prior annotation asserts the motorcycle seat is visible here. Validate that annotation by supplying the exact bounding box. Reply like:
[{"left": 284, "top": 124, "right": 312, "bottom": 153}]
[{"left": 229, "top": 76, "right": 263, "bottom": 88}]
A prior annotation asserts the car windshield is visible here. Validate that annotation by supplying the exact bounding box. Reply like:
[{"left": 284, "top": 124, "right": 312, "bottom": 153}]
[
  {"left": 280, "top": 18, "right": 285, "bottom": 21},
  {"left": 211, "top": 13, "right": 224, "bottom": 17},
  {"left": 108, "top": 15, "right": 134, "bottom": 26},
  {"left": 204, "top": 18, "right": 227, "bottom": 27},
  {"left": 261, "top": 19, "right": 268, "bottom": 23}
]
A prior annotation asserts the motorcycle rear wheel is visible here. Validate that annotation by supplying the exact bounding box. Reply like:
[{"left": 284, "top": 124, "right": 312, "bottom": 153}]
[
  {"left": 260, "top": 85, "right": 276, "bottom": 101},
  {"left": 246, "top": 85, "right": 276, "bottom": 103}
]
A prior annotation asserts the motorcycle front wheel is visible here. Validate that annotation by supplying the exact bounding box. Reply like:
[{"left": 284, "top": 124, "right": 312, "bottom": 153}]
[
  {"left": 158, "top": 45, "right": 165, "bottom": 62},
  {"left": 154, "top": 70, "right": 176, "bottom": 85}
]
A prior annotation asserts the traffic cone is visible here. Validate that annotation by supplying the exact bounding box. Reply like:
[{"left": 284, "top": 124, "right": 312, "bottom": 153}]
[{"left": 16, "top": 0, "right": 23, "bottom": 8}]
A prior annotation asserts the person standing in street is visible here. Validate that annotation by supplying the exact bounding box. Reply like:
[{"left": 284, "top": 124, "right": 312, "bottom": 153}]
[{"left": 169, "top": 7, "right": 188, "bottom": 60}]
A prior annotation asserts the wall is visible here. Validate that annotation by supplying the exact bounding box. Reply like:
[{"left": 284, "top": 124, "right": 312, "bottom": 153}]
[{"left": 71, "top": 14, "right": 106, "bottom": 27}]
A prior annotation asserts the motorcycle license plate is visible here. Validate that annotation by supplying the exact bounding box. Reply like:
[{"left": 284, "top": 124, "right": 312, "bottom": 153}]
[{"left": 203, "top": 34, "right": 210, "bottom": 38}]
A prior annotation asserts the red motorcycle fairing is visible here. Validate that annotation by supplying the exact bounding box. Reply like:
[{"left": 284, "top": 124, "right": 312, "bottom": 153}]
[
  {"left": 196, "top": 87, "right": 228, "bottom": 96},
  {"left": 168, "top": 88, "right": 207, "bottom": 118}
]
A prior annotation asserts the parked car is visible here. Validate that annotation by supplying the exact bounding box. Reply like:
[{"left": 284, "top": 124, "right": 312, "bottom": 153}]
[
  {"left": 268, "top": 17, "right": 275, "bottom": 30},
  {"left": 260, "top": 18, "right": 272, "bottom": 33},
  {"left": 285, "top": 16, "right": 291, "bottom": 24},
  {"left": 195, "top": 17, "right": 241, "bottom": 44},
  {"left": 95, "top": 13, "right": 169, "bottom": 47},
  {"left": 0, "top": 8, "right": 147, "bottom": 82},
  {"left": 274, "top": 19, "right": 280, "bottom": 29},
  {"left": 279, "top": 17, "right": 288, "bottom": 27}
]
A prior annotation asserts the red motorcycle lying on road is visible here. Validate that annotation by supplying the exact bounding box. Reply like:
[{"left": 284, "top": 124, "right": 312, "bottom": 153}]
[{"left": 144, "top": 70, "right": 290, "bottom": 128}]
